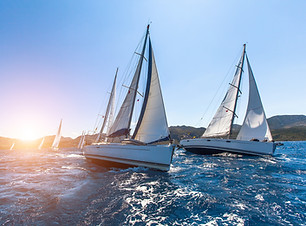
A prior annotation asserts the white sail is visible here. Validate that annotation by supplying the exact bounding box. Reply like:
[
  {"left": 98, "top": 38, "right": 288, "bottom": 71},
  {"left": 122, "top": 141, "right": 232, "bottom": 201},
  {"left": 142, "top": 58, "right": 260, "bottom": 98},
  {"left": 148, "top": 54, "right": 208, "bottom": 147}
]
[
  {"left": 78, "top": 131, "right": 86, "bottom": 149},
  {"left": 237, "top": 55, "right": 273, "bottom": 141},
  {"left": 80, "top": 133, "right": 85, "bottom": 149},
  {"left": 10, "top": 143, "right": 14, "bottom": 150},
  {"left": 38, "top": 137, "right": 44, "bottom": 150},
  {"left": 132, "top": 39, "right": 170, "bottom": 143},
  {"left": 107, "top": 64, "right": 141, "bottom": 137},
  {"left": 78, "top": 131, "right": 84, "bottom": 149},
  {"left": 51, "top": 119, "right": 62, "bottom": 150},
  {"left": 202, "top": 46, "right": 246, "bottom": 138},
  {"left": 106, "top": 71, "right": 116, "bottom": 136},
  {"left": 95, "top": 70, "right": 117, "bottom": 142}
]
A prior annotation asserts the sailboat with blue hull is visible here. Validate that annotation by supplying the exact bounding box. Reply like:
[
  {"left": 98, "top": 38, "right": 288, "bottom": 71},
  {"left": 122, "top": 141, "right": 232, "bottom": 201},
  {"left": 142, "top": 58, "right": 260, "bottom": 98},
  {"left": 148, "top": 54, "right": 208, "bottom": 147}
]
[
  {"left": 180, "top": 44, "right": 276, "bottom": 156},
  {"left": 84, "top": 25, "right": 174, "bottom": 171}
]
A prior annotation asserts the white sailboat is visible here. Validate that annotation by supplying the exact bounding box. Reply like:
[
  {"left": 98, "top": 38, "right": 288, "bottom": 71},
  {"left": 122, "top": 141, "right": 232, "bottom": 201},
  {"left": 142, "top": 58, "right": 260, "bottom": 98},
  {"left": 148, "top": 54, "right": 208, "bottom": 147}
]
[
  {"left": 38, "top": 137, "right": 44, "bottom": 150},
  {"left": 180, "top": 44, "right": 276, "bottom": 156},
  {"left": 77, "top": 131, "right": 86, "bottom": 149},
  {"left": 51, "top": 119, "right": 62, "bottom": 150},
  {"left": 95, "top": 68, "right": 117, "bottom": 143},
  {"left": 10, "top": 143, "right": 15, "bottom": 150},
  {"left": 84, "top": 25, "right": 174, "bottom": 171}
]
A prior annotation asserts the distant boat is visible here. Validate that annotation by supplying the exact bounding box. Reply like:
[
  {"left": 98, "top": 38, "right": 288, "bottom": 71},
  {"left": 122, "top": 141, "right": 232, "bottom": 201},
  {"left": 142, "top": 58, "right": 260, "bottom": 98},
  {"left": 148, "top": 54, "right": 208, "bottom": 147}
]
[
  {"left": 95, "top": 68, "right": 117, "bottom": 143},
  {"left": 38, "top": 137, "right": 44, "bottom": 150},
  {"left": 77, "top": 131, "right": 86, "bottom": 149},
  {"left": 51, "top": 119, "right": 62, "bottom": 150},
  {"left": 84, "top": 25, "right": 174, "bottom": 171},
  {"left": 10, "top": 143, "right": 14, "bottom": 150},
  {"left": 180, "top": 44, "right": 276, "bottom": 156}
]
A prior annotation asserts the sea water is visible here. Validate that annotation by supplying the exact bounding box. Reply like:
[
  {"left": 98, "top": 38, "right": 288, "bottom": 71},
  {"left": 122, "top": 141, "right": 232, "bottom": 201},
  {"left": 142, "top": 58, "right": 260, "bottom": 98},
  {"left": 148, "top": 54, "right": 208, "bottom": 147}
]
[{"left": 0, "top": 142, "right": 305, "bottom": 225}]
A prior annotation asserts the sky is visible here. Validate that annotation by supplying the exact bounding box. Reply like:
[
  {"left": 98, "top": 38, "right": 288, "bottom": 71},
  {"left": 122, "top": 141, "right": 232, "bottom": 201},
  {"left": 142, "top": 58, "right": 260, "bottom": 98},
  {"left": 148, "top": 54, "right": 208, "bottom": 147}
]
[{"left": 0, "top": 0, "right": 306, "bottom": 140}]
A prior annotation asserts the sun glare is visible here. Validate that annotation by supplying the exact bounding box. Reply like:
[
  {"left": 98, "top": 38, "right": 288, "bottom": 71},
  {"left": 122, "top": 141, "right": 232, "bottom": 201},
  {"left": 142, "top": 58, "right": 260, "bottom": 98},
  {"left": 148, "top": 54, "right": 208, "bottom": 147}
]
[{"left": 19, "top": 126, "right": 40, "bottom": 141}]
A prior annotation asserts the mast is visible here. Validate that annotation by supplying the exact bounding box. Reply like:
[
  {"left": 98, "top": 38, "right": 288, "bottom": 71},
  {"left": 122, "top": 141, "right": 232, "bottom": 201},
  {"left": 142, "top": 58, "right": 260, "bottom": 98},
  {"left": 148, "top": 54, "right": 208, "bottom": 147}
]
[
  {"left": 96, "top": 68, "right": 118, "bottom": 142},
  {"left": 228, "top": 44, "right": 246, "bottom": 138},
  {"left": 126, "top": 24, "right": 150, "bottom": 137}
]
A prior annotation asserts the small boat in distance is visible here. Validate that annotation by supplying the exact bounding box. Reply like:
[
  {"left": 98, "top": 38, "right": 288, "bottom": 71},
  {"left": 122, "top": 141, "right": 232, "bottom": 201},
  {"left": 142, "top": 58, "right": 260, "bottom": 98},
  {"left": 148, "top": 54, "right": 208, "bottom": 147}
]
[
  {"left": 84, "top": 25, "right": 174, "bottom": 171},
  {"left": 180, "top": 44, "right": 276, "bottom": 156},
  {"left": 10, "top": 143, "right": 15, "bottom": 150},
  {"left": 77, "top": 131, "right": 86, "bottom": 149},
  {"left": 51, "top": 119, "right": 62, "bottom": 150},
  {"left": 38, "top": 137, "right": 44, "bottom": 150}
]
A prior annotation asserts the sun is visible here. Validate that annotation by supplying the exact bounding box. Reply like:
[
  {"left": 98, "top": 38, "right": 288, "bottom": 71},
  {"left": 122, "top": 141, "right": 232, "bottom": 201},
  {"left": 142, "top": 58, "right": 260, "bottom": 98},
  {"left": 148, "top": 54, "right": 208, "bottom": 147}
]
[{"left": 19, "top": 126, "right": 40, "bottom": 141}]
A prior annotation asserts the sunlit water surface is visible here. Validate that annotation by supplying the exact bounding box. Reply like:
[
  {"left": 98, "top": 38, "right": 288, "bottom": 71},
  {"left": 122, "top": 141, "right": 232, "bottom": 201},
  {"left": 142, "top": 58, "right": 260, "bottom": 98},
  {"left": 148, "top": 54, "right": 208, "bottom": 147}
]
[{"left": 0, "top": 142, "right": 305, "bottom": 225}]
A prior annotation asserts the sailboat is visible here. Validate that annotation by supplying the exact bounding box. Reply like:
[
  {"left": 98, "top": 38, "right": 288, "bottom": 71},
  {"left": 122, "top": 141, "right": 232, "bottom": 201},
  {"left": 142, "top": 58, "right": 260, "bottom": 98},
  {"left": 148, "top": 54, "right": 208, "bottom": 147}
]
[
  {"left": 38, "top": 137, "right": 44, "bottom": 150},
  {"left": 10, "top": 143, "right": 15, "bottom": 150},
  {"left": 95, "top": 68, "right": 117, "bottom": 143},
  {"left": 51, "top": 119, "right": 62, "bottom": 150},
  {"left": 78, "top": 131, "right": 86, "bottom": 149},
  {"left": 84, "top": 25, "right": 174, "bottom": 171},
  {"left": 180, "top": 44, "right": 276, "bottom": 156}
]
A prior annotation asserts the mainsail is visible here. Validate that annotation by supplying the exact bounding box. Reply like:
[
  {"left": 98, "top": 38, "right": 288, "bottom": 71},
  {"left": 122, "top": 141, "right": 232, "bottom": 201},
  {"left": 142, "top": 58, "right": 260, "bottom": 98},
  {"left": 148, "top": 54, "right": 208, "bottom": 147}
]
[
  {"left": 202, "top": 44, "right": 246, "bottom": 138},
  {"left": 108, "top": 26, "right": 150, "bottom": 138},
  {"left": 132, "top": 38, "right": 170, "bottom": 143},
  {"left": 236, "top": 55, "right": 273, "bottom": 141},
  {"left": 51, "top": 119, "right": 62, "bottom": 150},
  {"left": 95, "top": 69, "right": 117, "bottom": 142}
]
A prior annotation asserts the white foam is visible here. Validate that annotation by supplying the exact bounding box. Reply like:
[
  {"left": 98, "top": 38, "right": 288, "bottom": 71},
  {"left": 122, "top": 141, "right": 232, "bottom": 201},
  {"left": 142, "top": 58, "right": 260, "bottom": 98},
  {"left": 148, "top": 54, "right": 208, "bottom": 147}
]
[{"left": 255, "top": 194, "right": 264, "bottom": 201}]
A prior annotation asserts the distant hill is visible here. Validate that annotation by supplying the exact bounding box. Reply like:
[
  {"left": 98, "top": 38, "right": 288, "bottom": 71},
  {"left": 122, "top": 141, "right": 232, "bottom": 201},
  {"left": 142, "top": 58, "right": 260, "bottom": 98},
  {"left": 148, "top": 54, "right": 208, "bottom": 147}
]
[
  {"left": 267, "top": 115, "right": 306, "bottom": 129},
  {"left": 1, "top": 115, "right": 305, "bottom": 149}
]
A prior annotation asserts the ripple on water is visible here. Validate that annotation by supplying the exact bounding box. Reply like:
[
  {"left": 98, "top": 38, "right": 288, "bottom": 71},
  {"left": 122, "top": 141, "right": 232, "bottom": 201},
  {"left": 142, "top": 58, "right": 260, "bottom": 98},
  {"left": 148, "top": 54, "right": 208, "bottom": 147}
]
[{"left": 0, "top": 143, "right": 305, "bottom": 225}]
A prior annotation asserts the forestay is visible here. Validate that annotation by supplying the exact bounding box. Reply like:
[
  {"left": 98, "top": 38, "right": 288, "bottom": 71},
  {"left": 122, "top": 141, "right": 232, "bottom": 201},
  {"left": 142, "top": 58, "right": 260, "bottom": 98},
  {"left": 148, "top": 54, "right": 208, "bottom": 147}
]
[{"left": 236, "top": 55, "right": 273, "bottom": 141}]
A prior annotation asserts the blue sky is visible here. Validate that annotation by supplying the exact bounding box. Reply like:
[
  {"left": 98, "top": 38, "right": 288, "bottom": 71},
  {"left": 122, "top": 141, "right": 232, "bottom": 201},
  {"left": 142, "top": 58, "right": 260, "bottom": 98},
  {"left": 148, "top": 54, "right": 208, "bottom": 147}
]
[{"left": 0, "top": 0, "right": 305, "bottom": 139}]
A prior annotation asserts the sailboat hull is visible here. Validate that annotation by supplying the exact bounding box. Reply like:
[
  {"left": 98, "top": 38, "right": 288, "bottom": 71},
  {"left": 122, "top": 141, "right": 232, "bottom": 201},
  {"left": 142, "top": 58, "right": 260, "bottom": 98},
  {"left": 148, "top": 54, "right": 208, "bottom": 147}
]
[
  {"left": 180, "top": 138, "right": 276, "bottom": 156},
  {"left": 83, "top": 143, "right": 174, "bottom": 171}
]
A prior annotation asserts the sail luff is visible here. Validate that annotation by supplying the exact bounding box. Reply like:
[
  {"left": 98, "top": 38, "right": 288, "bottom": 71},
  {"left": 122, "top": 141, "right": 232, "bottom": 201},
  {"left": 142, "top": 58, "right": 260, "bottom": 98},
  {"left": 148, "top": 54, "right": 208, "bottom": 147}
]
[
  {"left": 96, "top": 68, "right": 118, "bottom": 142},
  {"left": 228, "top": 44, "right": 246, "bottom": 138},
  {"left": 108, "top": 25, "right": 150, "bottom": 138},
  {"left": 236, "top": 55, "right": 273, "bottom": 141}
]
